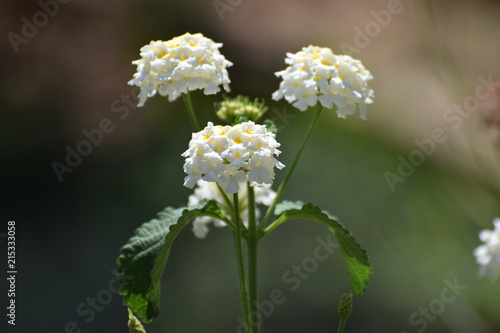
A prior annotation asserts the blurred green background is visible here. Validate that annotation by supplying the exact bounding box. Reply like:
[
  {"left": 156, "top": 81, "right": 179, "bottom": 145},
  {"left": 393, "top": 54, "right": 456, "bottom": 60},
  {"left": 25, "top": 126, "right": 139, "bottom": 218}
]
[{"left": 2, "top": 0, "right": 500, "bottom": 332}]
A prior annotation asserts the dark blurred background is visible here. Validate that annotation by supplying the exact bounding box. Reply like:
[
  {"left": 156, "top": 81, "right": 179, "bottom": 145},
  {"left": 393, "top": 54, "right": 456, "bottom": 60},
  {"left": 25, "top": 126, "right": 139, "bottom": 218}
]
[{"left": 2, "top": 0, "right": 500, "bottom": 332}]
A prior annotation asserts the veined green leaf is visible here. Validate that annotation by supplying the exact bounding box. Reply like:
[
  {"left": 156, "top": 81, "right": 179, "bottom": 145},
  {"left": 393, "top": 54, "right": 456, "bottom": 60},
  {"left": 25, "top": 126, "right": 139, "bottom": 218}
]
[
  {"left": 117, "top": 201, "right": 224, "bottom": 322},
  {"left": 273, "top": 201, "right": 372, "bottom": 296}
]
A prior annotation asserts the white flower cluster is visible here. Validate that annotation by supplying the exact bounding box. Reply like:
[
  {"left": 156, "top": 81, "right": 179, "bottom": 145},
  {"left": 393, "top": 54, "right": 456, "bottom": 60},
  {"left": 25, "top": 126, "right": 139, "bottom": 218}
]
[
  {"left": 188, "top": 179, "right": 276, "bottom": 238},
  {"left": 182, "top": 121, "right": 285, "bottom": 194},
  {"left": 474, "top": 218, "right": 500, "bottom": 280},
  {"left": 128, "top": 33, "right": 233, "bottom": 107},
  {"left": 272, "top": 45, "right": 374, "bottom": 120}
]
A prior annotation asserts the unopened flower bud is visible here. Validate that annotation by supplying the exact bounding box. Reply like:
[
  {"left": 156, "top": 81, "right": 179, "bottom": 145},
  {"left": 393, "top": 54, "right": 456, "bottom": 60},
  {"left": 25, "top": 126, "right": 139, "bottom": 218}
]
[
  {"left": 338, "top": 293, "right": 353, "bottom": 318},
  {"left": 216, "top": 95, "right": 268, "bottom": 124}
]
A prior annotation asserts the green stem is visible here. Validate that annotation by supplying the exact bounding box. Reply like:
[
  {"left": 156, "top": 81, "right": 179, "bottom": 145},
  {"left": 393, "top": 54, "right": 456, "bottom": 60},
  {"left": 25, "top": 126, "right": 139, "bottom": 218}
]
[
  {"left": 182, "top": 93, "right": 200, "bottom": 132},
  {"left": 337, "top": 318, "right": 347, "bottom": 333},
  {"left": 216, "top": 184, "right": 236, "bottom": 230},
  {"left": 261, "top": 215, "right": 286, "bottom": 237},
  {"left": 246, "top": 184, "right": 260, "bottom": 333},
  {"left": 247, "top": 183, "right": 257, "bottom": 230},
  {"left": 233, "top": 193, "right": 250, "bottom": 331},
  {"left": 260, "top": 104, "right": 324, "bottom": 229}
]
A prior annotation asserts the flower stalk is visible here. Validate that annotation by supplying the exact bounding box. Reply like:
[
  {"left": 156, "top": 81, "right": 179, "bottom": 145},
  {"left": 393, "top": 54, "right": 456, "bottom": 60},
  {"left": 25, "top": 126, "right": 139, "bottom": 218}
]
[
  {"left": 261, "top": 103, "right": 324, "bottom": 229},
  {"left": 246, "top": 184, "right": 260, "bottom": 333},
  {"left": 233, "top": 192, "right": 251, "bottom": 331},
  {"left": 182, "top": 93, "right": 200, "bottom": 132}
]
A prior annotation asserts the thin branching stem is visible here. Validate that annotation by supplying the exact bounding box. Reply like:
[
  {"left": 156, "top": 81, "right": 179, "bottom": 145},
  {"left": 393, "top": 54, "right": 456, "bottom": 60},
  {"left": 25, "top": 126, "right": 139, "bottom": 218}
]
[
  {"left": 182, "top": 93, "right": 200, "bottom": 132},
  {"left": 246, "top": 184, "right": 260, "bottom": 333},
  {"left": 260, "top": 104, "right": 324, "bottom": 230},
  {"left": 233, "top": 193, "right": 250, "bottom": 331}
]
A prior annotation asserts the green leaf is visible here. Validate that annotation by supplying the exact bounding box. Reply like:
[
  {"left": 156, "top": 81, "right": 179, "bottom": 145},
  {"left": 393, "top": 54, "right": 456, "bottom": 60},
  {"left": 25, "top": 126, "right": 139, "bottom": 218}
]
[
  {"left": 117, "top": 201, "right": 225, "bottom": 323},
  {"left": 273, "top": 201, "right": 372, "bottom": 296}
]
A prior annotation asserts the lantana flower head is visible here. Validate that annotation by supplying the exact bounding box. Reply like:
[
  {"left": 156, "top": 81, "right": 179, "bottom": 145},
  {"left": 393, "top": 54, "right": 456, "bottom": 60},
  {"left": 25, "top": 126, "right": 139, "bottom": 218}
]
[
  {"left": 272, "top": 45, "right": 374, "bottom": 120},
  {"left": 474, "top": 218, "right": 500, "bottom": 280},
  {"left": 128, "top": 33, "right": 233, "bottom": 107},
  {"left": 182, "top": 121, "right": 284, "bottom": 194},
  {"left": 188, "top": 179, "right": 276, "bottom": 238}
]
